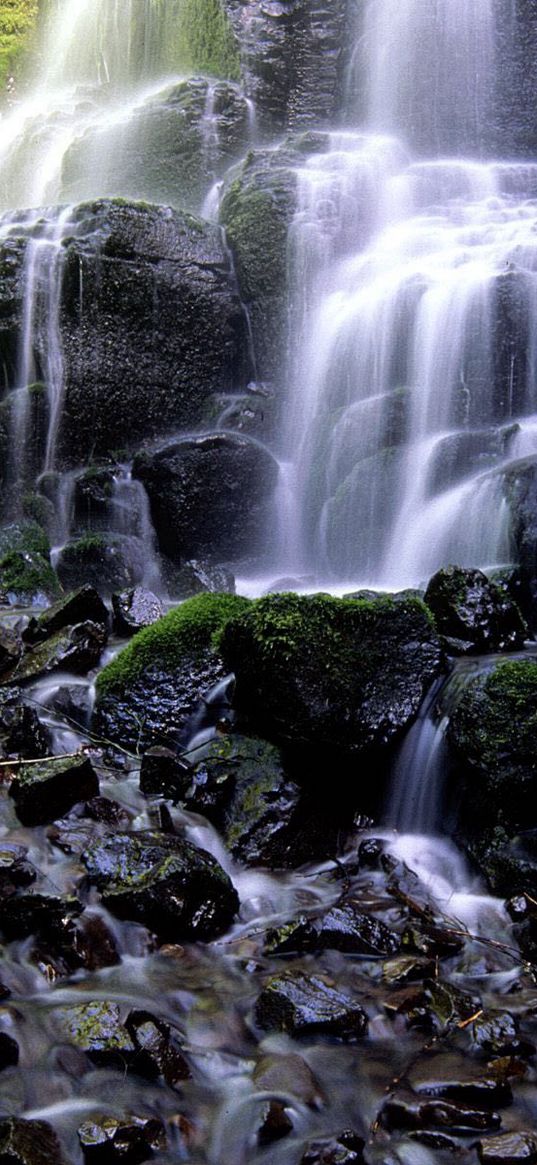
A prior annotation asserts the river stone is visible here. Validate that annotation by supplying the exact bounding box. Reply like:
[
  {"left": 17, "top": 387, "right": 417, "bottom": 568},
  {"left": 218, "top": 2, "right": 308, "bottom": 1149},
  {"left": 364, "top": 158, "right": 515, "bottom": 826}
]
[
  {"left": 54, "top": 200, "right": 250, "bottom": 464},
  {"left": 381, "top": 1091, "right": 501, "bottom": 1133},
  {"left": 112, "top": 587, "right": 164, "bottom": 636},
  {"left": 22, "top": 586, "right": 109, "bottom": 645},
  {"left": 315, "top": 904, "right": 400, "bottom": 957},
  {"left": 0, "top": 1117, "right": 66, "bottom": 1164},
  {"left": 471, "top": 1011, "right": 535, "bottom": 1059},
  {"left": 424, "top": 565, "right": 527, "bottom": 653},
  {"left": 0, "top": 688, "right": 51, "bottom": 758},
  {"left": 82, "top": 830, "right": 239, "bottom": 941},
  {"left": 56, "top": 1001, "right": 138, "bottom": 1069},
  {"left": 133, "top": 433, "right": 278, "bottom": 565},
  {"left": 77, "top": 1113, "right": 166, "bottom": 1165},
  {"left": 2, "top": 621, "right": 107, "bottom": 685},
  {"left": 300, "top": 1131, "right": 365, "bottom": 1164},
  {"left": 125, "top": 1010, "right": 191, "bottom": 1089},
  {"left": 0, "top": 875, "right": 82, "bottom": 941},
  {"left": 170, "top": 559, "right": 236, "bottom": 600},
  {"left": 56, "top": 537, "right": 136, "bottom": 595},
  {"left": 255, "top": 971, "right": 368, "bottom": 1041},
  {"left": 0, "top": 627, "right": 21, "bottom": 674},
  {"left": 9, "top": 755, "right": 99, "bottom": 826},
  {"left": 478, "top": 1132, "right": 537, "bottom": 1164},
  {"left": 0, "top": 1032, "right": 18, "bottom": 1071},
  {"left": 139, "top": 748, "right": 193, "bottom": 800},
  {"left": 219, "top": 592, "right": 443, "bottom": 758},
  {"left": 253, "top": 1053, "right": 324, "bottom": 1108},
  {"left": 257, "top": 1101, "right": 293, "bottom": 1146}
]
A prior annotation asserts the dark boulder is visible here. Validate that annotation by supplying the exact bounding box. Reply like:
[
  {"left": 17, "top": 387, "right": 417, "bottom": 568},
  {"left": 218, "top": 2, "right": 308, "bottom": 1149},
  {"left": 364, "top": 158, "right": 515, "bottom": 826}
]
[
  {"left": 478, "top": 1132, "right": 537, "bottom": 1164},
  {"left": 0, "top": 688, "right": 51, "bottom": 758},
  {"left": 0, "top": 1032, "right": 18, "bottom": 1071},
  {"left": 77, "top": 1114, "right": 166, "bottom": 1165},
  {"left": 56, "top": 1001, "right": 138, "bottom": 1070},
  {"left": 9, "top": 755, "right": 99, "bottom": 826},
  {"left": 424, "top": 565, "right": 527, "bottom": 653},
  {"left": 0, "top": 521, "right": 60, "bottom": 606},
  {"left": 300, "top": 1131, "right": 365, "bottom": 1164},
  {"left": 255, "top": 971, "right": 368, "bottom": 1041},
  {"left": 56, "top": 537, "right": 136, "bottom": 595},
  {"left": 168, "top": 559, "right": 235, "bottom": 600},
  {"left": 23, "top": 586, "right": 108, "bottom": 645},
  {"left": 3, "top": 621, "right": 107, "bottom": 684},
  {"left": 0, "top": 626, "right": 21, "bottom": 673},
  {"left": 265, "top": 904, "right": 399, "bottom": 958},
  {"left": 125, "top": 1010, "right": 191, "bottom": 1089},
  {"left": 93, "top": 593, "right": 249, "bottom": 750},
  {"left": 112, "top": 587, "right": 164, "bottom": 637},
  {"left": 139, "top": 748, "right": 193, "bottom": 800},
  {"left": 381, "top": 1092, "right": 501, "bottom": 1133},
  {"left": 0, "top": 1117, "right": 66, "bottom": 1165},
  {"left": 219, "top": 592, "right": 443, "bottom": 758},
  {"left": 133, "top": 433, "right": 278, "bottom": 565},
  {"left": 0, "top": 875, "right": 82, "bottom": 942},
  {"left": 82, "top": 830, "right": 239, "bottom": 941}
]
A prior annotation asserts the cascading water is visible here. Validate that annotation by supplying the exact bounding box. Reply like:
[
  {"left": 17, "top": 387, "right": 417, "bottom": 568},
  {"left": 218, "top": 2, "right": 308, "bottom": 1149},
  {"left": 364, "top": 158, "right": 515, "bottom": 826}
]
[{"left": 276, "top": 1, "right": 537, "bottom": 590}]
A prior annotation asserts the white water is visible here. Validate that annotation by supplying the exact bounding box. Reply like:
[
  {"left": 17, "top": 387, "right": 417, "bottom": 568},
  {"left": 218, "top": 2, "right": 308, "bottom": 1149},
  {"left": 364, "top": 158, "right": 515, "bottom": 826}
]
[{"left": 275, "top": 4, "right": 537, "bottom": 590}]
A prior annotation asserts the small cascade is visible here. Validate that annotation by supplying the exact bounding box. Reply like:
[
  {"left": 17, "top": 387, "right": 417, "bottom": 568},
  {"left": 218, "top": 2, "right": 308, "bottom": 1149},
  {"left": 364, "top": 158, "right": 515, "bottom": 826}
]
[{"left": 109, "top": 466, "right": 163, "bottom": 593}]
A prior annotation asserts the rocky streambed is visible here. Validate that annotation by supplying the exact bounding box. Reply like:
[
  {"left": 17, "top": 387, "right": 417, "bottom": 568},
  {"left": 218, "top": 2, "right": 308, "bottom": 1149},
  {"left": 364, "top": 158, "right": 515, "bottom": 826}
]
[{"left": 0, "top": 574, "right": 536, "bottom": 1164}]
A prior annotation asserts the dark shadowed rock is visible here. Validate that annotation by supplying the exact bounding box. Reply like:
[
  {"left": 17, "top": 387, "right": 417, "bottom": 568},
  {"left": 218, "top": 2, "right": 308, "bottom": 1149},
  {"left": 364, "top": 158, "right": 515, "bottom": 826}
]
[
  {"left": 22, "top": 586, "right": 109, "bottom": 645},
  {"left": 0, "top": 627, "right": 21, "bottom": 674},
  {"left": 255, "top": 971, "right": 367, "bottom": 1041},
  {"left": 0, "top": 1032, "right": 19, "bottom": 1071},
  {"left": 0, "top": 1117, "right": 66, "bottom": 1164},
  {"left": 112, "top": 587, "right": 164, "bottom": 637},
  {"left": 77, "top": 1113, "right": 166, "bottom": 1165},
  {"left": 139, "top": 748, "right": 193, "bottom": 800},
  {"left": 125, "top": 1010, "right": 191, "bottom": 1089},
  {"left": 9, "top": 755, "right": 99, "bottom": 826},
  {"left": 169, "top": 559, "right": 236, "bottom": 600},
  {"left": 381, "top": 1091, "right": 501, "bottom": 1133},
  {"left": 2, "top": 621, "right": 107, "bottom": 685},
  {"left": 424, "top": 565, "right": 527, "bottom": 653},
  {"left": 478, "top": 1132, "right": 537, "bottom": 1164},
  {"left": 300, "top": 1131, "right": 365, "bottom": 1164},
  {"left": 83, "top": 830, "right": 239, "bottom": 941},
  {"left": 0, "top": 688, "right": 51, "bottom": 758},
  {"left": 257, "top": 1100, "right": 293, "bottom": 1146}
]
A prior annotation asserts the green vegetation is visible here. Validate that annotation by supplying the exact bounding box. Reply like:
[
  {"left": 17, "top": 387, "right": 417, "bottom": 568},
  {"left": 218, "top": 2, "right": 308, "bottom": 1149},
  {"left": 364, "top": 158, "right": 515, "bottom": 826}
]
[
  {"left": 96, "top": 591, "right": 250, "bottom": 695},
  {"left": 0, "top": 0, "right": 39, "bottom": 91},
  {"left": 0, "top": 519, "right": 60, "bottom": 601},
  {"left": 178, "top": 0, "right": 241, "bottom": 81}
]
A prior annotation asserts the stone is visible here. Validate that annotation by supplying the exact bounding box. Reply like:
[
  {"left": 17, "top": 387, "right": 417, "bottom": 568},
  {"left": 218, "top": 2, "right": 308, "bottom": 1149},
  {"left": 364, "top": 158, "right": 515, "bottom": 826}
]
[
  {"left": 0, "top": 1032, "right": 19, "bottom": 1071},
  {"left": 316, "top": 904, "right": 400, "bottom": 957},
  {"left": 77, "top": 1114, "right": 166, "bottom": 1165},
  {"left": 111, "top": 587, "right": 164, "bottom": 637},
  {"left": 300, "top": 1131, "right": 365, "bottom": 1164},
  {"left": 82, "top": 830, "right": 239, "bottom": 941},
  {"left": 381, "top": 1091, "right": 501, "bottom": 1133},
  {"left": 0, "top": 688, "right": 51, "bottom": 758},
  {"left": 3, "top": 621, "right": 107, "bottom": 685},
  {"left": 133, "top": 433, "right": 278, "bottom": 565},
  {"left": 0, "top": 627, "right": 21, "bottom": 673},
  {"left": 257, "top": 1101, "right": 293, "bottom": 1146},
  {"left": 9, "top": 755, "right": 99, "bottom": 826},
  {"left": 125, "top": 1010, "right": 191, "bottom": 1089},
  {"left": 139, "top": 748, "right": 193, "bottom": 800},
  {"left": 0, "top": 1117, "right": 66, "bottom": 1164},
  {"left": 219, "top": 592, "right": 443, "bottom": 758},
  {"left": 0, "top": 521, "right": 60, "bottom": 606},
  {"left": 169, "top": 559, "right": 236, "bottom": 600},
  {"left": 471, "top": 1012, "right": 535, "bottom": 1059},
  {"left": 0, "top": 876, "right": 82, "bottom": 941},
  {"left": 22, "top": 586, "right": 109, "bottom": 644},
  {"left": 253, "top": 1053, "right": 323, "bottom": 1108},
  {"left": 424, "top": 565, "right": 527, "bottom": 653},
  {"left": 255, "top": 971, "right": 367, "bottom": 1041},
  {"left": 478, "top": 1132, "right": 537, "bottom": 1164},
  {"left": 56, "top": 1001, "right": 138, "bottom": 1070},
  {"left": 56, "top": 537, "right": 137, "bottom": 595}
]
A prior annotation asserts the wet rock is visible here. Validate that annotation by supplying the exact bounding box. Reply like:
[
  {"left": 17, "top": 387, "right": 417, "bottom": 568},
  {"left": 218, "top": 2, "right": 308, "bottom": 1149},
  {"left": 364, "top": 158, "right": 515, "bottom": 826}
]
[
  {"left": 0, "top": 1031, "right": 19, "bottom": 1070},
  {"left": 0, "top": 521, "right": 60, "bottom": 606},
  {"left": 170, "top": 559, "right": 236, "bottom": 600},
  {"left": 264, "top": 916, "right": 318, "bottom": 956},
  {"left": 357, "top": 837, "right": 386, "bottom": 869},
  {"left": 0, "top": 1117, "right": 66, "bottom": 1164},
  {"left": 56, "top": 1001, "right": 138, "bottom": 1069},
  {"left": 219, "top": 592, "right": 443, "bottom": 761},
  {"left": 56, "top": 538, "right": 136, "bottom": 595},
  {"left": 139, "top": 748, "right": 192, "bottom": 800},
  {"left": 0, "top": 875, "right": 82, "bottom": 941},
  {"left": 71, "top": 912, "right": 120, "bottom": 972},
  {"left": 72, "top": 467, "right": 115, "bottom": 524},
  {"left": 46, "top": 683, "right": 92, "bottom": 729},
  {"left": 0, "top": 688, "right": 51, "bottom": 758},
  {"left": 253, "top": 1053, "right": 324, "bottom": 1108},
  {"left": 478, "top": 1132, "right": 537, "bottom": 1163},
  {"left": 93, "top": 593, "right": 249, "bottom": 751},
  {"left": 77, "top": 1113, "right": 166, "bottom": 1165},
  {"left": 84, "top": 796, "right": 131, "bottom": 828},
  {"left": 424, "top": 565, "right": 527, "bottom": 653},
  {"left": 9, "top": 754, "right": 99, "bottom": 826},
  {"left": 316, "top": 903, "right": 400, "bottom": 957},
  {"left": 0, "top": 627, "right": 21, "bottom": 674},
  {"left": 381, "top": 1091, "right": 502, "bottom": 1133},
  {"left": 257, "top": 1101, "right": 293, "bottom": 1146},
  {"left": 255, "top": 971, "right": 368, "bottom": 1041},
  {"left": 133, "top": 433, "right": 278, "bottom": 565},
  {"left": 300, "top": 1131, "right": 365, "bottom": 1164},
  {"left": 83, "top": 830, "right": 239, "bottom": 941},
  {"left": 382, "top": 956, "right": 437, "bottom": 986},
  {"left": 409, "top": 1053, "right": 513, "bottom": 1108},
  {"left": 4, "top": 621, "right": 107, "bottom": 684},
  {"left": 111, "top": 587, "right": 164, "bottom": 637},
  {"left": 471, "top": 1012, "right": 535, "bottom": 1059},
  {"left": 125, "top": 1010, "right": 191, "bottom": 1089},
  {"left": 22, "top": 586, "right": 109, "bottom": 645}
]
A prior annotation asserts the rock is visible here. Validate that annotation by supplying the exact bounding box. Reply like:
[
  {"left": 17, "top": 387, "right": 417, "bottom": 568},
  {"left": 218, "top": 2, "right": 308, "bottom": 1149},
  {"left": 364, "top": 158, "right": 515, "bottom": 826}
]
[
  {"left": 125, "top": 1010, "right": 191, "bottom": 1089},
  {"left": 0, "top": 873, "right": 82, "bottom": 941},
  {"left": 300, "top": 1131, "right": 365, "bottom": 1164},
  {"left": 3, "top": 621, "right": 107, "bottom": 685},
  {"left": 84, "top": 796, "right": 130, "bottom": 828},
  {"left": 0, "top": 521, "right": 60, "bottom": 606},
  {"left": 56, "top": 537, "right": 137, "bottom": 595},
  {"left": 219, "top": 592, "right": 443, "bottom": 759},
  {"left": 503, "top": 456, "right": 537, "bottom": 611},
  {"left": 424, "top": 565, "right": 527, "bottom": 653},
  {"left": 93, "top": 592, "right": 249, "bottom": 750},
  {"left": 56, "top": 1001, "right": 138, "bottom": 1069},
  {"left": 54, "top": 200, "right": 250, "bottom": 463},
  {"left": 409, "top": 1053, "right": 513, "bottom": 1108},
  {"left": 448, "top": 659, "right": 537, "bottom": 835},
  {"left": 0, "top": 1117, "right": 66, "bottom": 1164},
  {"left": 77, "top": 1114, "right": 166, "bottom": 1164},
  {"left": 381, "top": 1091, "right": 501, "bottom": 1133},
  {"left": 9, "top": 755, "right": 99, "bottom": 826},
  {"left": 111, "top": 587, "right": 164, "bottom": 637},
  {"left": 253, "top": 1053, "right": 323, "bottom": 1108},
  {"left": 0, "top": 626, "right": 21, "bottom": 673},
  {"left": 133, "top": 433, "right": 278, "bottom": 565},
  {"left": 0, "top": 1032, "right": 19, "bottom": 1070},
  {"left": 255, "top": 971, "right": 367, "bottom": 1041},
  {"left": 257, "top": 1101, "right": 293, "bottom": 1146},
  {"left": 264, "top": 916, "right": 318, "bottom": 955},
  {"left": 72, "top": 467, "right": 115, "bottom": 524},
  {"left": 315, "top": 903, "right": 400, "bottom": 957},
  {"left": 82, "top": 830, "right": 239, "bottom": 941},
  {"left": 46, "top": 683, "right": 92, "bottom": 730},
  {"left": 22, "top": 586, "right": 109, "bottom": 644},
  {"left": 169, "top": 559, "right": 236, "bottom": 600},
  {"left": 139, "top": 748, "right": 193, "bottom": 800},
  {"left": 0, "top": 688, "right": 51, "bottom": 758},
  {"left": 478, "top": 1132, "right": 537, "bottom": 1163},
  {"left": 471, "top": 1012, "right": 535, "bottom": 1059}
]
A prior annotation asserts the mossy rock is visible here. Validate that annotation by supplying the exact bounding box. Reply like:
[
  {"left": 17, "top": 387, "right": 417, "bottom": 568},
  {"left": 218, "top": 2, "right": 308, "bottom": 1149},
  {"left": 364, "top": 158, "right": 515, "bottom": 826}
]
[
  {"left": 218, "top": 592, "right": 443, "bottom": 760},
  {"left": 424, "top": 565, "right": 528, "bottom": 654},
  {"left": 0, "top": 521, "right": 60, "bottom": 606},
  {"left": 93, "top": 592, "right": 250, "bottom": 751}
]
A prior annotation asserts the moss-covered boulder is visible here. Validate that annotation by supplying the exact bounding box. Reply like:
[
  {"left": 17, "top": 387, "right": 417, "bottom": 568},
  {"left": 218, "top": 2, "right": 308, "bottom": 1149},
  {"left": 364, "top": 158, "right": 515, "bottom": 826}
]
[
  {"left": 424, "top": 565, "right": 528, "bottom": 653},
  {"left": 218, "top": 592, "right": 443, "bottom": 759},
  {"left": 1, "top": 621, "right": 107, "bottom": 686},
  {"left": 9, "top": 755, "right": 99, "bottom": 827},
  {"left": 56, "top": 536, "right": 136, "bottom": 595},
  {"left": 93, "top": 592, "right": 250, "bottom": 751},
  {"left": 0, "top": 521, "right": 60, "bottom": 606},
  {"left": 82, "top": 830, "right": 239, "bottom": 941}
]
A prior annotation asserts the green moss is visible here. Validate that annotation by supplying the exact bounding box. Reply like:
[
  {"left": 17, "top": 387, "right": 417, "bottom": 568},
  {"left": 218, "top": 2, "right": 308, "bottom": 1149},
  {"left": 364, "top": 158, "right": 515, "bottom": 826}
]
[
  {"left": 96, "top": 591, "right": 250, "bottom": 696},
  {"left": 177, "top": 0, "right": 241, "bottom": 81},
  {"left": 0, "top": 0, "right": 39, "bottom": 91},
  {"left": 221, "top": 178, "right": 292, "bottom": 302}
]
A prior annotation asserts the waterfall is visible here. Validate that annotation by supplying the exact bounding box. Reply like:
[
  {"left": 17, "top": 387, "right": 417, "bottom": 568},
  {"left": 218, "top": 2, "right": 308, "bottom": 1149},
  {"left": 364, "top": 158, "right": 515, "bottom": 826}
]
[{"left": 276, "top": 3, "right": 537, "bottom": 589}]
